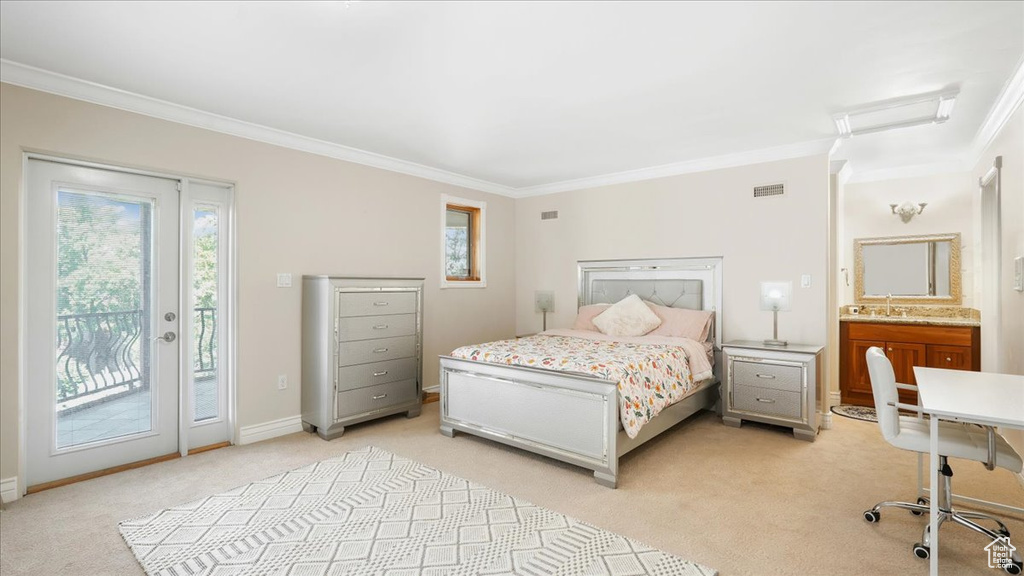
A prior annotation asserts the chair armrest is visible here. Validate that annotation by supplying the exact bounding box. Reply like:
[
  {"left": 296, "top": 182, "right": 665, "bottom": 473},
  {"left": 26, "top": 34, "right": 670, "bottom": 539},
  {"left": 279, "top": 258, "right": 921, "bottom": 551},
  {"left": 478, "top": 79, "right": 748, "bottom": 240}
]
[
  {"left": 895, "top": 383, "right": 919, "bottom": 391},
  {"left": 887, "top": 401, "right": 924, "bottom": 414}
]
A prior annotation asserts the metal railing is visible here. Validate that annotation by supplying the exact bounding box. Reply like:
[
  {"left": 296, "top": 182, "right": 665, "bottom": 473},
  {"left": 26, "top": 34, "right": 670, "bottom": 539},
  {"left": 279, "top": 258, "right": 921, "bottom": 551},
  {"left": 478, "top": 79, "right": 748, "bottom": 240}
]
[{"left": 55, "top": 308, "right": 217, "bottom": 403}]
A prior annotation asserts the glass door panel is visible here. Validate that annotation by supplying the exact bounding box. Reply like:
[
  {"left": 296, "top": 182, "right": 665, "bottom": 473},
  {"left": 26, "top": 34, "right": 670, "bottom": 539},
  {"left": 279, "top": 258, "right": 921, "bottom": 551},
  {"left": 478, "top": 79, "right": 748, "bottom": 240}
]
[
  {"left": 192, "top": 206, "right": 219, "bottom": 422},
  {"left": 55, "top": 190, "right": 155, "bottom": 448}
]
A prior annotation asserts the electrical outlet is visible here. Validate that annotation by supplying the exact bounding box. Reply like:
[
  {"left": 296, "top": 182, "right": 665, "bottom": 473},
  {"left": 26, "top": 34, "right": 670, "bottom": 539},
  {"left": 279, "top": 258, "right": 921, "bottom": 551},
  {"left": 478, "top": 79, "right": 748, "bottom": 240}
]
[
  {"left": 277, "top": 273, "right": 292, "bottom": 288},
  {"left": 277, "top": 374, "right": 287, "bottom": 390}
]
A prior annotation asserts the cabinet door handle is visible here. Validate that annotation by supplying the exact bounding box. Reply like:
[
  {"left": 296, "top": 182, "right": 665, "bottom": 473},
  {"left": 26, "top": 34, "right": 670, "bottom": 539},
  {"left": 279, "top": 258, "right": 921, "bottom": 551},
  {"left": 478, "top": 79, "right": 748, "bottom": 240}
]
[
  {"left": 888, "top": 348, "right": 893, "bottom": 352},
  {"left": 373, "top": 370, "right": 388, "bottom": 377},
  {"left": 372, "top": 348, "right": 389, "bottom": 353},
  {"left": 373, "top": 301, "right": 389, "bottom": 307},
  {"left": 756, "top": 373, "right": 776, "bottom": 379},
  {"left": 372, "top": 393, "right": 388, "bottom": 400},
  {"left": 946, "top": 357, "right": 952, "bottom": 362},
  {"left": 756, "top": 397, "right": 776, "bottom": 404},
  {"left": 373, "top": 324, "right": 389, "bottom": 330}
]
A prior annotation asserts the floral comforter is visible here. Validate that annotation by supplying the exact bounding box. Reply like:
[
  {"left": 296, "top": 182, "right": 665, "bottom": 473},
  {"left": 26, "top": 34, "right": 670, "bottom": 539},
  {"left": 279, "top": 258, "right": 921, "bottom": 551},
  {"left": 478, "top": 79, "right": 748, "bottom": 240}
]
[{"left": 449, "top": 331, "right": 712, "bottom": 439}]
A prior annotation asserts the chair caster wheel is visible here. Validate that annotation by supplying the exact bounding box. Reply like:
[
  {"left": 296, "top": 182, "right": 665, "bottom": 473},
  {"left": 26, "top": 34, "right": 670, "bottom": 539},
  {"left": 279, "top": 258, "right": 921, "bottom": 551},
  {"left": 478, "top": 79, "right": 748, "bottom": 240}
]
[
  {"left": 913, "top": 544, "right": 930, "bottom": 559},
  {"left": 910, "top": 497, "right": 927, "bottom": 516},
  {"left": 863, "top": 510, "right": 880, "bottom": 523},
  {"left": 1004, "top": 561, "right": 1022, "bottom": 575}
]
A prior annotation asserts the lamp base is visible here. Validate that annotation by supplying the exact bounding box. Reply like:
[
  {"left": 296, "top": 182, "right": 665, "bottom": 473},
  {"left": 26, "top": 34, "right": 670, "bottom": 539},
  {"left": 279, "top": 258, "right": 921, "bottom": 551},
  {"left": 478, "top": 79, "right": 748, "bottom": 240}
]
[{"left": 763, "top": 338, "right": 788, "bottom": 347}]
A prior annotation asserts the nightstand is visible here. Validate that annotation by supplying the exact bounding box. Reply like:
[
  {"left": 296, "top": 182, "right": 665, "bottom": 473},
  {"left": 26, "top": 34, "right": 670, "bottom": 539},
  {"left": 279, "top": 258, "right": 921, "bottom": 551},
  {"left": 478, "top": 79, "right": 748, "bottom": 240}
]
[{"left": 722, "top": 340, "right": 824, "bottom": 442}]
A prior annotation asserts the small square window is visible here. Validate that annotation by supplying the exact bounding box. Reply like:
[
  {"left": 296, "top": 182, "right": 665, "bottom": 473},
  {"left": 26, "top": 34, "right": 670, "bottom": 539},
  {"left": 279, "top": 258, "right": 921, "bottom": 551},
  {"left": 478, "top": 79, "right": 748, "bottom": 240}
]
[{"left": 441, "top": 196, "right": 485, "bottom": 288}]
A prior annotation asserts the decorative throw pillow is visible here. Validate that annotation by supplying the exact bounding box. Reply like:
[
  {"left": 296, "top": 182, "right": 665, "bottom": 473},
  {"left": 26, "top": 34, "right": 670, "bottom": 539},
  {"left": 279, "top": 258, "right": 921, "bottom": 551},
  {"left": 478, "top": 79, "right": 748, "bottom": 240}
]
[
  {"left": 645, "top": 302, "right": 715, "bottom": 341},
  {"left": 592, "top": 294, "right": 662, "bottom": 337},
  {"left": 572, "top": 303, "right": 611, "bottom": 331}
]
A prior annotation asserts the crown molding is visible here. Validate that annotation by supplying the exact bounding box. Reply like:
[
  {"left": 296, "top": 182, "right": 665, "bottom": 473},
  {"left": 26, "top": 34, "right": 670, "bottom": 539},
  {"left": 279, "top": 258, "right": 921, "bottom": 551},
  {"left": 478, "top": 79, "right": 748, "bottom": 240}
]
[
  {"left": 0, "top": 59, "right": 517, "bottom": 197},
  {"left": 845, "top": 159, "right": 970, "bottom": 185},
  {"left": 0, "top": 59, "right": 840, "bottom": 199},
  {"left": 513, "top": 137, "right": 836, "bottom": 197},
  {"left": 968, "top": 55, "right": 1024, "bottom": 169}
]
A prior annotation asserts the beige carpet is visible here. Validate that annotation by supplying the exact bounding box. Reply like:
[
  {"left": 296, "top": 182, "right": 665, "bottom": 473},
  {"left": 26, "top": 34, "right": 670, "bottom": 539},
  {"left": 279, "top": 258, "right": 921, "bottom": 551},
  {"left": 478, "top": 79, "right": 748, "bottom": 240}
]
[{"left": 1, "top": 403, "right": 1022, "bottom": 575}]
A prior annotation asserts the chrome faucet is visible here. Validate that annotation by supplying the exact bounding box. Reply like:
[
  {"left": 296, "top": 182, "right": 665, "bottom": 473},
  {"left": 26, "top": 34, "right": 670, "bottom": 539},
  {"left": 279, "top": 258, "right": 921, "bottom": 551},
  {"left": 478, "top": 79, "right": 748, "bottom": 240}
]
[{"left": 886, "top": 293, "right": 892, "bottom": 316}]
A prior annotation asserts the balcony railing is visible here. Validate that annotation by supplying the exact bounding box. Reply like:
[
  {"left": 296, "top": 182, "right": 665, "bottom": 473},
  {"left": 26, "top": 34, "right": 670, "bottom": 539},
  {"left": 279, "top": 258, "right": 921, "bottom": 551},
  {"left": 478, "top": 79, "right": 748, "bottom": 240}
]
[{"left": 56, "top": 308, "right": 217, "bottom": 404}]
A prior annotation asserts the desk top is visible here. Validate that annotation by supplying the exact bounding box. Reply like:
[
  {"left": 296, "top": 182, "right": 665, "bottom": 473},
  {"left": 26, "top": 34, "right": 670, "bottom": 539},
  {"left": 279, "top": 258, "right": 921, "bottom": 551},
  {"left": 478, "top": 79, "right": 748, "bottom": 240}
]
[{"left": 914, "top": 367, "right": 1024, "bottom": 428}]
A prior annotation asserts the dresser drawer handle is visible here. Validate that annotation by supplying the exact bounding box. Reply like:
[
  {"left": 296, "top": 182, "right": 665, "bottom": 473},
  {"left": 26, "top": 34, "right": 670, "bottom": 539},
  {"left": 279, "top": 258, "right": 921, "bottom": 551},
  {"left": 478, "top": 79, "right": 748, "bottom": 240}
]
[
  {"left": 756, "top": 374, "right": 776, "bottom": 379},
  {"left": 373, "top": 370, "right": 388, "bottom": 377},
  {"left": 372, "top": 393, "right": 388, "bottom": 400},
  {"left": 756, "top": 397, "right": 776, "bottom": 404},
  {"left": 946, "top": 357, "right": 952, "bottom": 362},
  {"left": 372, "top": 348, "right": 389, "bottom": 353},
  {"left": 373, "top": 302, "right": 389, "bottom": 307},
  {"left": 373, "top": 324, "right": 389, "bottom": 330}
]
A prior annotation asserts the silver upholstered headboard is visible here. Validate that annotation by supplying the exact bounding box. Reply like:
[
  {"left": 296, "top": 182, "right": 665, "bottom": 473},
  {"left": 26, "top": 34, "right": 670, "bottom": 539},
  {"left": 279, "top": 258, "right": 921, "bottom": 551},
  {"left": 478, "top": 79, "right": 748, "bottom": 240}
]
[{"left": 578, "top": 257, "right": 723, "bottom": 347}]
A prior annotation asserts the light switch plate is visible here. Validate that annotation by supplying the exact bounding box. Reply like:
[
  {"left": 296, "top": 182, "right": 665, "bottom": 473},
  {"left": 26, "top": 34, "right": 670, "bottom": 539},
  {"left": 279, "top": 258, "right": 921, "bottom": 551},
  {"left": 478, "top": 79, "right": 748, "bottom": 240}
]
[
  {"left": 801, "top": 274, "right": 812, "bottom": 288},
  {"left": 277, "top": 273, "right": 292, "bottom": 288},
  {"left": 1014, "top": 256, "right": 1023, "bottom": 292}
]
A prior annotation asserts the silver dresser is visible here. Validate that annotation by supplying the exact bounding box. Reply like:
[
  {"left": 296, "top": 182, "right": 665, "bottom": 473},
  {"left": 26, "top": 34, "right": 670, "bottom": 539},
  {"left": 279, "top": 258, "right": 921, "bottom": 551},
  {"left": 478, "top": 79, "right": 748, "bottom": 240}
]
[
  {"left": 722, "top": 340, "right": 823, "bottom": 442},
  {"left": 301, "top": 276, "right": 423, "bottom": 440}
]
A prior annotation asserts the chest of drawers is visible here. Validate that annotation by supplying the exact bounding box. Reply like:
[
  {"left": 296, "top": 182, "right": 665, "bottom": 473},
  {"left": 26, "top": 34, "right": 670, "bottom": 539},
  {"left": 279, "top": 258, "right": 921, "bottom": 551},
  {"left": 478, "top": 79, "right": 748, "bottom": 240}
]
[{"left": 301, "top": 276, "right": 423, "bottom": 440}]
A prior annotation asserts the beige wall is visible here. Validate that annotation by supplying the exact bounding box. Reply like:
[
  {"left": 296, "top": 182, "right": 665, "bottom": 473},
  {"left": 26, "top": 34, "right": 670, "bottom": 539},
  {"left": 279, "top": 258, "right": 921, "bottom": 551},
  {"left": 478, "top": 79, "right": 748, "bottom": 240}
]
[
  {"left": 842, "top": 172, "right": 976, "bottom": 307},
  {"left": 972, "top": 103, "right": 1024, "bottom": 460},
  {"left": 514, "top": 154, "right": 831, "bottom": 349},
  {"left": 0, "top": 83, "right": 517, "bottom": 482}
]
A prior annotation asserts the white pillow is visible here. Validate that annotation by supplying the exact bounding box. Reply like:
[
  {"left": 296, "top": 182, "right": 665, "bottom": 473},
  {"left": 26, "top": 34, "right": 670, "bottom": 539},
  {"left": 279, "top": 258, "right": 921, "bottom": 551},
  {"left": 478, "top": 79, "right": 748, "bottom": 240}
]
[{"left": 592, "top": 294, "right": 663, "bottom": 337}]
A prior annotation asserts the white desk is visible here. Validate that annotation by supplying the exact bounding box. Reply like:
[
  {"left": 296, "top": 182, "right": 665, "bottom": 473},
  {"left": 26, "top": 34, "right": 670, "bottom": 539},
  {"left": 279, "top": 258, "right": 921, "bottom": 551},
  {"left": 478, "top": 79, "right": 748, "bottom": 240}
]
[{"left": 914, "top": 367, "right": 1024, "bottom": 576}]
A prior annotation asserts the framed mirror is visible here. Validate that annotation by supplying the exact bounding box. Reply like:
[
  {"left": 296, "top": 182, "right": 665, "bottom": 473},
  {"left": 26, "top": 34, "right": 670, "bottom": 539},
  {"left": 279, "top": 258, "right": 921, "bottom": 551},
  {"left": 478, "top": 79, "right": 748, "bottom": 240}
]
[{"left": 854, "top": 232, "right": 961, "bottom": 305}]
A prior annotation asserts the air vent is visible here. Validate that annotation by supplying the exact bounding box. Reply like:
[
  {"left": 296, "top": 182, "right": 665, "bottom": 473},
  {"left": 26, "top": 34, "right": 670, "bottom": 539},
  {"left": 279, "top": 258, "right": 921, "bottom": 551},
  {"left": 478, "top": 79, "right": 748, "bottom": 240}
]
[
  {"left": 753, "top": 183, "right": 785, "bottom": 198},
  {"left": 541, "top": 210, "right": 559, "bottom": 220}
]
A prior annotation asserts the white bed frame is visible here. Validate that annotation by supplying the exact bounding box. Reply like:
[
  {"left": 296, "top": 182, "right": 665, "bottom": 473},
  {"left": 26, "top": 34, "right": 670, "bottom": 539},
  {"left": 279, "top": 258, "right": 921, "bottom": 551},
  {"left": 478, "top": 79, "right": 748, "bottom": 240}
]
[{"left": 439, "top": 257, "right": 723, "bottom": 488}]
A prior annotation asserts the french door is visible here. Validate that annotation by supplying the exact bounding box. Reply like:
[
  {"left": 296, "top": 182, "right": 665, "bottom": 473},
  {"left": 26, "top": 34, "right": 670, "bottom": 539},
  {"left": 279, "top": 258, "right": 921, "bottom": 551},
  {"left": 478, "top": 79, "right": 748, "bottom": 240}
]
[{"left": 25, "top": 158, "right": 232, "bottom": 488}]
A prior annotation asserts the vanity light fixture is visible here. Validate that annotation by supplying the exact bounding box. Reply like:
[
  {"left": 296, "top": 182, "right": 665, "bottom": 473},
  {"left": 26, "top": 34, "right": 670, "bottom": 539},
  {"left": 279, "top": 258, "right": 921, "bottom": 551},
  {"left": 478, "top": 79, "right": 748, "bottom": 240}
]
[
  {"left": 760, "top": 281, "right": 792, "bottom": 347},
  {"left": 833, "top": 90, "right": 959, "bottom": 138},
  {"left": 890, "top": 202, "right": 927, "bottom": 223}
]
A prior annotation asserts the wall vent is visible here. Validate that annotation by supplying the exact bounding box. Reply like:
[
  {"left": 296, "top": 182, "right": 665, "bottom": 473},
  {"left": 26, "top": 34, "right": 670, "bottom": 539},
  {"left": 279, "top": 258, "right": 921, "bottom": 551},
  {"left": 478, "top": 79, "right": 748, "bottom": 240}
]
[
  {"left": 541, "top": 210, "right": 559, "bottom": 220},
  {"left": 753, "top": 183, "right": 785, "bottom": 198}
]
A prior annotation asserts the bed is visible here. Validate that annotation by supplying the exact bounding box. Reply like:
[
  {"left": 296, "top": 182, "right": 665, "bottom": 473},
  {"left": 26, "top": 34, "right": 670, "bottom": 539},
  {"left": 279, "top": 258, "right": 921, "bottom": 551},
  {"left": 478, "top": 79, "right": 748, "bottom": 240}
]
[{"left": 439, "top": 257, "right": 723, "bottom": 488}]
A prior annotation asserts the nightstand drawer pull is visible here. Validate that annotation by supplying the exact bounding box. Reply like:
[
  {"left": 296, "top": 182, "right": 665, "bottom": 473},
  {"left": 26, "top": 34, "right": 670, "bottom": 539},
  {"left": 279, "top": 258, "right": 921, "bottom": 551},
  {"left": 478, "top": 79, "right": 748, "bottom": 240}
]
[
  {"left": 946, "top": 357, "right": 952, "bottom": 362},
  {"left": 373, "top": 370, "right": 388, "bottom": 377},
  {"left": 373, "top": 347, "right": 389, "bottom": 353},
  {"left": 374, "top": 301, "right": 389, "bottom": 307},
  {"left": 756, "top": 397, "right": 776, "bottom": 404},
  {"left": 372, "top": 393, "right": 388, "bottom": 400},
  {"left": 756, "top": 373, "right": 776, "bottom": 379},
  {"left": 373, "top": 324, "right": 389, "bottom": 330}
]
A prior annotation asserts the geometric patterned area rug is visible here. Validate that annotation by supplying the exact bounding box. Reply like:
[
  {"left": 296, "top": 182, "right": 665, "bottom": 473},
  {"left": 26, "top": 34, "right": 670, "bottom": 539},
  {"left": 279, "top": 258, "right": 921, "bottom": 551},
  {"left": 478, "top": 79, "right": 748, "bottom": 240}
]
[{"left": 120, "top": 446, "right": 716, "bottom": 575}]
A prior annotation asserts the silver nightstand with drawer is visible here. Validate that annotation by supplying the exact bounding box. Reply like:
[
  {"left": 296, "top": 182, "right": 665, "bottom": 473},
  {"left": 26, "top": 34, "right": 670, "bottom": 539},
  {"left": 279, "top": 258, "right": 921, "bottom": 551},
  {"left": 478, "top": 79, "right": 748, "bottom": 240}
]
[
  {"left": 722, "top": 340, "right": 823, "bottom": 442},
  {"left": 302, "top": 276, "right": 423, "bottom": 440}
]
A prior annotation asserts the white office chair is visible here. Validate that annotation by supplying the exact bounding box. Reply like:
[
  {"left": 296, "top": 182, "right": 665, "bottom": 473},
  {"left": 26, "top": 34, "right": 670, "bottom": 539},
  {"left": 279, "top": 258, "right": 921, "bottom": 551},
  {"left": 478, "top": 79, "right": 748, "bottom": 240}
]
[{"left": 862, "top": 346, "right": 1023, "bottom": 574}]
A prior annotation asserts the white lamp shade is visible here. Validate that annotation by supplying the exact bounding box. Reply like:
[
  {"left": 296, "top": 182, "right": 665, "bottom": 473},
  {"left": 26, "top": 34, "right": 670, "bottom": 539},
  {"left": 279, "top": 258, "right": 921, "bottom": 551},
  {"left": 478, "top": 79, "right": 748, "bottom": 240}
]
[{"left": 760, "top": 281, "right": 792, "bottom": 311}]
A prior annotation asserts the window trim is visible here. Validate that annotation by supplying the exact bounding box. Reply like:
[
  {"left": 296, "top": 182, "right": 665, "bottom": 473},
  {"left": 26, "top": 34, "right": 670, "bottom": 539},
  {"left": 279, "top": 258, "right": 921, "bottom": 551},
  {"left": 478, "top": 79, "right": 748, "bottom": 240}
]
[{"left": 440, "top": 194, "right": 486, "bottom": 289}]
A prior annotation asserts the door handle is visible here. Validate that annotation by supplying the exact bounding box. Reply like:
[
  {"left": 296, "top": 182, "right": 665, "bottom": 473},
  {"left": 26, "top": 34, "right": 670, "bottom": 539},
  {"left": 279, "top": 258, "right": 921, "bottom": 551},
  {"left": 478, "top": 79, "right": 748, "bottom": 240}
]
[{"left": 152, "top": 331, "right": 176, "bottom": 343}]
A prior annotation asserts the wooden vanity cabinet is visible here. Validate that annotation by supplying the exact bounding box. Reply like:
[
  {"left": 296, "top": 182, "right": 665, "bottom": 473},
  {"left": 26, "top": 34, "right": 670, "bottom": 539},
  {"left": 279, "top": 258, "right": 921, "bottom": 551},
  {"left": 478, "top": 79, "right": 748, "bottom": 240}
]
[{"left": 839, "top": 321, "right": 979, "bottom": 407}]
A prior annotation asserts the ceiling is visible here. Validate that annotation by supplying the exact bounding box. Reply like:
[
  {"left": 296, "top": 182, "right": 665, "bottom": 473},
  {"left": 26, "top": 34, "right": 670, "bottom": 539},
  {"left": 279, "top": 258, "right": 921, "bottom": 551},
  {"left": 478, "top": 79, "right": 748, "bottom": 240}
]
[{"left": 1, "top": 1, "right": 1022, "bottom": 196}]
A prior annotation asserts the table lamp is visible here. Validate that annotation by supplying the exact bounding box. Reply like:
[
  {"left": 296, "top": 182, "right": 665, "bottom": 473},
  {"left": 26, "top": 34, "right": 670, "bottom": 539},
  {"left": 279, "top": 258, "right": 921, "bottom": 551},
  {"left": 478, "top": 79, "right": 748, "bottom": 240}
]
[{"left": 760, "top": 281, "right": 792, "bottom": 347}]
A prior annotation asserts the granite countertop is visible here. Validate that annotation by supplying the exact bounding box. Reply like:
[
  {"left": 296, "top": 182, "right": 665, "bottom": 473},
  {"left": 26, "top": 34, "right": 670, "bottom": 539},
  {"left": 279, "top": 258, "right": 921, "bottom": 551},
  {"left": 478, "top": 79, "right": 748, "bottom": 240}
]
[{"left": 839, "top": 314, "right": 980, "bottom": 327}]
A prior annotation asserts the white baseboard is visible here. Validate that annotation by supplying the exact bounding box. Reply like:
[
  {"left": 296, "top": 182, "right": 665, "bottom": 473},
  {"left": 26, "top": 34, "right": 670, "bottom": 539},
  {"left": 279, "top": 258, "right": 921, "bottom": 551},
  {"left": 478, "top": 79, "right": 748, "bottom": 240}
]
[
  {"left": 0, "top": 476, "right": 18, "bottom": 503},
  {"left": 423, "top": 385, "right": 440, "bottom": 394},
  {"left": 238, "top": 415, "right": 303, "bottom": 445}
]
